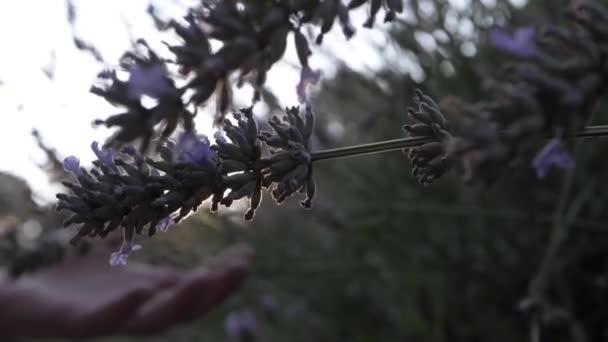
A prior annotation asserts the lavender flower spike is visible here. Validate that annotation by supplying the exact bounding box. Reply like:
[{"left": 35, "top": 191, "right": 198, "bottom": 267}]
[
  {"left": 296, "top": 65, "right": 322, "bottom": 105},
  {"left": 91, "top": 141, "right": 115, "bottom": 167},
  {"left": 63, "top": 156, "right": 81, "bottom": 174},
  {"left": 532, "top": 138, "right": 575, "bottom": 179},
  {"left": 109, "top": 240, "right": 142, "bottom": 266},
  {"left": 488, "top": 25, "right": 539, "bottom": 58}
]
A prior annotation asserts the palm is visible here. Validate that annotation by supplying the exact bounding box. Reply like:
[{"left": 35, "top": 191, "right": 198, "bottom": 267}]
[{"left": 0, "top": 245, "right": 251, "bottom": 340}]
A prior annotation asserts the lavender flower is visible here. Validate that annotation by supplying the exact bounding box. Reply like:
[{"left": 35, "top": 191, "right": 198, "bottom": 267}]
[
  {"left": 214, "top": 131, "right": 228, "bottom": 145},
  {"left": 91, "top": 141, "right": 115, "bottom": 167},
  {"left": 120, "top": 145, "right": 138, "bottom": 156},
  {"left": 156, "top": 215, "right": 175, "bottom": 233},
  {"left": 175, "top": 131, "right": 215, "bottom": 165},
  {"left": 532, "top": 138, "right": 575, "bottom": 179},
  {"left": 63, "top": 156, "right": 81, "bottom": 174},
  {"left": 260, "top": 294, "right": 280, "bottom": 316},
  {"left": 109, "top": 240, "right": 142, "bottom": 266},
  {"left": 125, "top": 64, "right": 171, "bottom": 101},
  {"left": 224, "top": 309, "right": 258, "bottom": 341},
  {"left": 296, "top": 65, "right": 322, "bottom": 105},
  {"left": 488, "top": 25, "right": 539, "bottom": 58}
]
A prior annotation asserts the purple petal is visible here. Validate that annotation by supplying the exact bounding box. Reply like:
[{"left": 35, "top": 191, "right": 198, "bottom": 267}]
[
  {"left": 488, "top": 25, "right": 539, "bottom": 58},
  {"left": 109, "top": 252, "right": 128, "bottom": 266},
  {"left": 91, "top": 141, "right": 115, "bottom": 167},
  {"left": 175, "top": 131, "right": 215, "bottom": 165},
  {"left": 532, "top": 138, "right": 575, "bottom": 179},
  {"left": 156, "top": 215, "right": 175, "bottom": 233},
  {"left": 224, "top": 310, "right": 258, "bottom": 340},
  {"left": 126, "top": 64, "right": 171, "bottom": 101},
  {"left": 260, "top": 294, "right": 280, "bottom": 314},
  {"left": 296, "top": 66, "right": 322, "bottom": 104},
  {"left": 63, "top": 156, "right": 81, "bottom": 174},
  {"left": 120, "top": 145, "right": 138, "bottom": 156},
  {"left": 109, "top": 241, "right": 142, "bottom": 266}
]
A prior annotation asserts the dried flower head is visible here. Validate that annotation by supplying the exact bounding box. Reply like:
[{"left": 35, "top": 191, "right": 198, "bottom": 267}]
[
  {"left": 403, "top": 89, "right": 453, "bottom": 185},
  {"left": 215, "top": 107, "right": 263, "bottom": 220},
  {"left": 259, "top": 105, "right": 316, "bottom": 208},
  {"left": 57, "top": 103, "right": 318, "bottom": 257}
]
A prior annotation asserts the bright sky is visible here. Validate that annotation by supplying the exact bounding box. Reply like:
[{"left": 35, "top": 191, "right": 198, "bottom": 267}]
[
  {"left": 0, "top": 0, "right": 519, "bottom": 203},
  {"left": 0, "top": 0, "right": 402, "bottom": 204}
]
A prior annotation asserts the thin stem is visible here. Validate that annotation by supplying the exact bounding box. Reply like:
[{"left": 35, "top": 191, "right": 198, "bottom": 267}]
[{"left": 311, "top": 125, "right": 608, "bottom": 162}]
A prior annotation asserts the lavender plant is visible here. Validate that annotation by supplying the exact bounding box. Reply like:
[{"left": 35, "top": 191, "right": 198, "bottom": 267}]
[
  {"left": 58, "top": 105, "right": 316, "bottom": 263},
  {"left": 56, "top": 0, "right": 397, "bottom": 261},
  {"left": 54, "top": 0, "right": 608, "bottom": 272}
]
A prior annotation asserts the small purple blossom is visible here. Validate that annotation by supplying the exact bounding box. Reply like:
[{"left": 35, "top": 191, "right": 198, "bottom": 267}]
[
  {"left": 156, "top": 215, "right": 175, "bottom": 233},
  {"left": 175, "top": 131, "right": 215, "bottom": 165},
  {"left": 126, "top": 64, "right": 172, "bottom": 101},
  {"left": 109, "top": 240, "right": 142, "bottom": 266},
  {"left": 532, "top": 138, "right": 575, "bottom": 179},
  {"left": 488, "top": 25, "right": 539, "bottom": 58},
  {"left": 214, "top": 131, "right": 228, "bottom": 145},
  {"left": 63, "top": 156, "right": 81, "bottom": 174},
  {"left": 91, "top": 141, "right": 115, "bottom": 167},
  {"left": 296, "top": 65, "right": 322, "bottom": 105},
  {"left": 260, "top": 294, "right": 280, "bottom": 315},
  {"left": 120, "top": 145, "right": 138, "bottom": 156},
  {"left": 224, "top": 309, "right": 258, "bottom": 341}
]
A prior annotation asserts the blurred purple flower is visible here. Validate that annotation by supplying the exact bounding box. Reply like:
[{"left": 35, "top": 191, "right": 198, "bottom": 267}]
[
  {"left": 175, "top": 131, "right": 215, "bottom": 165},
  {"left": 224, "top": 309, "right": 258, "bottom": 341},
  {"left": 109, "top": 240, "right": 142, "bottom": 266},
  {"left": 488, "top": 25, "right": 539, "bottom": 58},
  {"left": 63, "top": 156, "right": 81, "bottom": 174},
  {"left": 120, "top": 144, "right": 145, "bottom": 164},
  {"left": 126, "top": 64, "right": 172, "bottom": 101},
  {"left": 156, "top": 215, "right": 175, "bottom": 233},
  {"left": 91, "top": 141, "right": 115, "bottom": 167},
  {"left": 532, "top": 138, "right": 575, "bottom": 178},
  {"left": 296, "top": 65, "right": 322, "bottom": 104},
  {"left": 214, "top": 131, "right": 228, "bottom": 145},
  {"left": 120, "top": 145, "right": 138, "bottom": 156},
  {"left": 260, "top": 294, "right": 280, "bottom": 315}
]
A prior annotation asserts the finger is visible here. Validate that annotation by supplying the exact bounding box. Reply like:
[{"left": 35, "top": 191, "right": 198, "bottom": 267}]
[
  {"left": 61, "top": 285, "right": 156, "bottom": 339},
  {"left": 123, "top": 252, "right": 250, "bottom": 335},
  {"left": 4, "top": 267, "right": 179, "bottom": 339}
]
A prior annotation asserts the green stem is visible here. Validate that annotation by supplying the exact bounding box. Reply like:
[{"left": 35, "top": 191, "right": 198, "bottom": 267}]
[{"left": 311, "top": 125, "right": 608, "bottom": 162}]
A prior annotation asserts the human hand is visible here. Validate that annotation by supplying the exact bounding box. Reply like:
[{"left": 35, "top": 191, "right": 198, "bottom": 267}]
[{"left": 0, "top": 243, "right": 252, "bottom": 340}]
